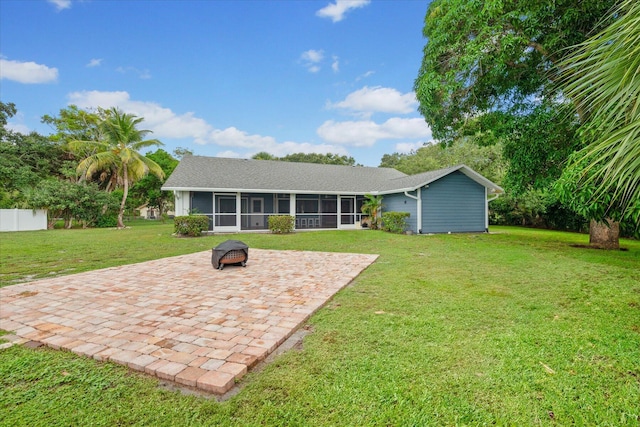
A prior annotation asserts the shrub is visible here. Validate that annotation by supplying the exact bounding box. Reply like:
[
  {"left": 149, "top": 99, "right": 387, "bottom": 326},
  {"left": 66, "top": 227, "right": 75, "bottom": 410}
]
[
  {"left": 381, "top": 212, "right": 410, "bottom": 234},
  {"left": 268, "top": 215, "right": 295, "bottom": 234},
  {"left": 174, "top": 215, "right": 209, "bottom": 237},
  {"left": 96, "top": 214, "right": 118, "bottom": 228}
]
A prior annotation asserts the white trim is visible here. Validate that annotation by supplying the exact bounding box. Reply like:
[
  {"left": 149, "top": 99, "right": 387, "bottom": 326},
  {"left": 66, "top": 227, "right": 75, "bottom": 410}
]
[
  {"left": 374, "top": 165, "right": 504, "bottom": 196},
  {"left": 338, "top": 195, "right": 357, "bottom": 229}
]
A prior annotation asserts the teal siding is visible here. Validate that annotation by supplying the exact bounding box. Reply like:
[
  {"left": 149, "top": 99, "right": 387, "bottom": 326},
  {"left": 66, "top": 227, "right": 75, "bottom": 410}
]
[
  {"left": 382, "top": 193, "right": 417, "bottom": 233},
  {"left": 422, "top": 171, "right": 485, "bottom": 233}
]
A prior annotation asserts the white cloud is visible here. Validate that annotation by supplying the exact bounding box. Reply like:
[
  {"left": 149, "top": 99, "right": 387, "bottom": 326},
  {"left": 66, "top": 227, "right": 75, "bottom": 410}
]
[
  {"left": 116, "top": 66, "right": 151, "bottom": 79},
  {"left": 301, "top": 49, "right": 324, "bottom": 63},
  {"left": 332, "top": 56, "right": 340, "bottom": 73},
  {"left": 328, "top": 86, "right": 418, "bottom": 115},
  {"left": 6, "top": 122, "right": 31, "bottom": 134},
  {"left": 356, "top": 70, "right": 375, "bottom": 81},
  {"left": 207, "top": 127, "right": 277, "bottom": 148},
  {"left": 316, "top": 0, "right": 370, "bottom": 23},
  {"left": 66, "top": 90, "right": 348, "bottom": 158},
  {"left": 0, "top": 59, "right": 58, "bottom": 84},
  {"left": 317, "top": 117, "right": 431, "bottom": 147},
  {"left": 86, "top": 58, "right": 103, "bottom": 67},
  {"left": 68, "top": 90, "right": 213, "bottom": 142},
  {"left": 300, "top": 49, "right": 325, "bottom": 73},
  {"left": 205, "top": 127, "right": 348, "bottom": 157},
  {"left": 48, "top": 0, "right": 71, "bottom": 11},
  {"left": 395, "top": 142, "right": 426, "bottom": 153},
  {"left": 216, "top": 150, "right": 241, "bottom": 158}
]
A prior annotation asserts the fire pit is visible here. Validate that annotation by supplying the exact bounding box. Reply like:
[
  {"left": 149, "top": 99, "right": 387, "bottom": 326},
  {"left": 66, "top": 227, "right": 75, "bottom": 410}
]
[{"left": 212, "top": 240, "right": 249, "bottom": 270}]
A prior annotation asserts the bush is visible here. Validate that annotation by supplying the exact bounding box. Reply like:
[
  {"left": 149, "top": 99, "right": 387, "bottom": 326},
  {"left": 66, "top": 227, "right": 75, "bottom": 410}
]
[
  {"left": 381, "top": 212, "right": 410, "bottom": 234},
  {"left": 96, "top": 214, "right": 118, "bottom": 228},
  {"left": 268, "top": 215, "right": 295, "bottom": 234},
  {"left": 174, "top": 215, "right": 209, "bottom": 237}
]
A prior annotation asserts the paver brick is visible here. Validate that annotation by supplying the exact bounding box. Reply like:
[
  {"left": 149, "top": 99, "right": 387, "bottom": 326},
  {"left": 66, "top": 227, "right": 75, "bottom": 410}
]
[
  {"left": 129, "top": 354, "right": 158, "bottom": 371},
  {"left": 109, "top": 350, "right": 142, "bottom": 365},
  {"left": 0, "top": 248, "right": 377, "bottom": 394},
  {"left": 197, "top": 370, "right": 235, "bottom": 394},
  {"left": 155, "top": 361, "right": 187, "bottom": 380},
  {"left": 226, "top": 352, "right": 258, "bottom": 368},
  {"left": 175, "top": 366, "right": 207, "bottom": 387},
  {"left": 200, "top": 358, "right": 225, "bottom": 371},
  {"left": 167, "top": 351, "right": 198, "bottom": 365},
  {"left": 218, "top": 362, "right": 247, "bottom": 378}
]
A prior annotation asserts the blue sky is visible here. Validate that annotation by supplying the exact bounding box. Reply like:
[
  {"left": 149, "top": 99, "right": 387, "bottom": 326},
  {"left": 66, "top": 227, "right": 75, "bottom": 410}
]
[{"left": 1, "top": 0, "right": 432, "bottom": 166}]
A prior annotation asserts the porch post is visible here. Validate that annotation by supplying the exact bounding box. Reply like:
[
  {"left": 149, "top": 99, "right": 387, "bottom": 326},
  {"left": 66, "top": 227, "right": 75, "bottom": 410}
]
[
  {"left": 337, "top": 195, "right": 342, "bottom": 230},
  {"left": 236, "top": 192, "right": 242, "bottom": 231},
  {"left": 290, "top": 194, "right": 296, "bottom": 229}
]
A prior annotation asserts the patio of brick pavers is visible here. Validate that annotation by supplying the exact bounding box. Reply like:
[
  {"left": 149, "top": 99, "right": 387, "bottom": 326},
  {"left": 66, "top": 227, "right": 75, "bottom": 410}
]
[{"left": 0, "top": 249, "right": 378, "bottom": 394}]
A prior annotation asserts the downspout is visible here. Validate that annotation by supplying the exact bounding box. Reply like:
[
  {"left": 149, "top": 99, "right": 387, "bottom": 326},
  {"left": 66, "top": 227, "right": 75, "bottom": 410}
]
[
  {"left": 404, "top": 189, "right": 421, "bottom": 234},
  {"left": 485, "top": 190, "right": 500, "bottom": 232}
]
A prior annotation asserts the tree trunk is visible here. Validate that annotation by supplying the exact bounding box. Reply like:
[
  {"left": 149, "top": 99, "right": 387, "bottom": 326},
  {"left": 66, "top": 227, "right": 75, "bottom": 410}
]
[
  {"left": 117, "top": 165, "right": 128, "bottom": 228},
  {"left": 589, "top": 219, "right": 619, "bottom": 249}
]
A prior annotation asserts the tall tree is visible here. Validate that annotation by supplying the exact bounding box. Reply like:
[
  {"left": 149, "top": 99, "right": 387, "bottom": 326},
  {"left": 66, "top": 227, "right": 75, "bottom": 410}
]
[
  {"left": 558, "top": 0, "right": 640, "bottom": 222},
  {"left": 70, "top": 108, "right": 164, "bottom": 228},
  {"left": 413, "top": 0, "right": 622, "bottom": 243},
  {"left": 0, "top": 102, "right": 67, "bottom": 207},
  {"left": 414, "top": 0, "right": 614, "bottom": 142}
]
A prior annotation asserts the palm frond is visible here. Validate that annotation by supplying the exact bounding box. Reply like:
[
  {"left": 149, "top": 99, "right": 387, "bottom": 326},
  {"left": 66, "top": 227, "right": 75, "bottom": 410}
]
[{"left": 559, "top": 0, "right": 640, "bottom": 212}]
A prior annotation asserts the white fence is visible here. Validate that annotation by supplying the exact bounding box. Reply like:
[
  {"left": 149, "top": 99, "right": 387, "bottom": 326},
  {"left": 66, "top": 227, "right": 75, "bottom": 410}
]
[{"left": 0, "top": 209, "right": 47, "bottom": 232}]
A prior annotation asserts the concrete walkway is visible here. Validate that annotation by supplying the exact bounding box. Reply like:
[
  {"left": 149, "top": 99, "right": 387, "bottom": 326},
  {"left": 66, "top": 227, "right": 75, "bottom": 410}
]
[{"left": 0, "top": 249, "right": 377, "bottom": 394}]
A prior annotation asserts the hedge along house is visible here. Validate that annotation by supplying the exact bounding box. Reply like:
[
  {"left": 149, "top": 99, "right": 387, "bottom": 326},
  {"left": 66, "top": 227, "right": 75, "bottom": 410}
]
[{"left": 161, "top": 155, "right": 504, "bottom": 234}]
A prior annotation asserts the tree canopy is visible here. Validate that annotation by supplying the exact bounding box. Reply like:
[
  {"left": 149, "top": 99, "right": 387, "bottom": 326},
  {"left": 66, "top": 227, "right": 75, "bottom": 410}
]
[
  {"left": 414, "top": 0, "right": 615, "bottom": 142},
  {"left": 252, "top": 152, "right": 356, "bottom": 166},
  {"left": 379, "top": 138, "right": 506, "bottom": 184}
]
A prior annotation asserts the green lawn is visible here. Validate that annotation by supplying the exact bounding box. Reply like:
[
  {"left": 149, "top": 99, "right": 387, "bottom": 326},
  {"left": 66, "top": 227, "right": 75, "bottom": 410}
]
[{"left": 1, "top": 223, "right": 639, "bottom": 426}]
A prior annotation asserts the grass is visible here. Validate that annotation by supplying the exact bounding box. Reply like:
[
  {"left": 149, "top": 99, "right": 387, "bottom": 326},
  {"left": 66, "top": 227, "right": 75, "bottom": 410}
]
[{"left": 1, "top": 223, "right": 639, "bottom": 425}]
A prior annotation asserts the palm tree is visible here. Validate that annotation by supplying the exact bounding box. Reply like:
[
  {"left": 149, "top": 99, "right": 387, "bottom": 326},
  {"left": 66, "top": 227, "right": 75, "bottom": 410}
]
[
  {"left": 361, "top": 194, "right": 383, "bottom": 230},
  {"left": 560, "top": 0, "right": 640, "bottom": 218},
  {"left": 70, "top": 108, "right": 164, "bottom": 228}
]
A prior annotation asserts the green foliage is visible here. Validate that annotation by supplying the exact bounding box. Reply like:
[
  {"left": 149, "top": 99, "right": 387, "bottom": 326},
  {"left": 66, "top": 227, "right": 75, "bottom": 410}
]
[
  {"left": 41, "top": 104, "right": 103, "bottom": 146},
  {"left": 559, "top": 0, "right": 640, "bottom": 216},
  {"left": 415, "top": 0, "right": 615, "bottom": 141},
  {"left": 174, "top": 215, "right": 209, "bottom": 237},
  {"left": 96, "top": 214, "right": 118, "bottom": 228},
  {"left": 172, "top": 147, "right": 193, "bottom": 159},
  {"left": 381, "top": 211, "right": 410, "bottom": 233},
  {"left": 555, "top": 153, "right": 640, "bottom": 237},
  {"left": 489, "top": 189, "right": 585, "bottom": 229},
  {"left": 0, "top": 102, "right": 71, "bottom": 207},
  {"left": 70, "top": 108, "right": 164, "bottom": 228},
  {"left": 379, "top": 138, "right": 506, "bottom": 184},
  {"left": 361, "top": 194, "right": 383, "bottom": 230},
  {"left": 24, "top": 180, "right": 117, "bottom": 228},
  {"left": 501, "top": 103, "right": 581, "bottom": 195},
  {"left": 252, "top": 151, "right": 357, "bottom": 166},
  {"left": 268, "top": 215, "right": 295, "bottom": 234},
  {"left": 130, "top": 149, "right": 179, "bottom": 217}
]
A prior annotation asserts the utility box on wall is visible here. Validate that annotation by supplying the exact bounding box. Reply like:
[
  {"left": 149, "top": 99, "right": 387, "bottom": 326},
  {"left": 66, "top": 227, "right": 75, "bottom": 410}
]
[{"left": 0, "top": 209, "right": 47, "bottom": 232}]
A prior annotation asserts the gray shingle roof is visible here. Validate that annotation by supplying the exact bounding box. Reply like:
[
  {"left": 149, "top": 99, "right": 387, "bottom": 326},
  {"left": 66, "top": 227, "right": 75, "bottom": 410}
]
[{"left": 162, "top": 155, "right": 504, "bottom": 195}]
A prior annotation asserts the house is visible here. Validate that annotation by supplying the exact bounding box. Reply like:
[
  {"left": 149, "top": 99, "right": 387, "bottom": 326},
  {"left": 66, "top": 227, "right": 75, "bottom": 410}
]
[{"left": 161, "top": 155, "right": 504, "bottom": 234}]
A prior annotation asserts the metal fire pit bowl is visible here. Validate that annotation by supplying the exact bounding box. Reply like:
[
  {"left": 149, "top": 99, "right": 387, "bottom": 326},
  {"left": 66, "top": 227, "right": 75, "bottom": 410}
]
[{"left": 212, "top": 240, "right": 249, "bottom": 270}]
